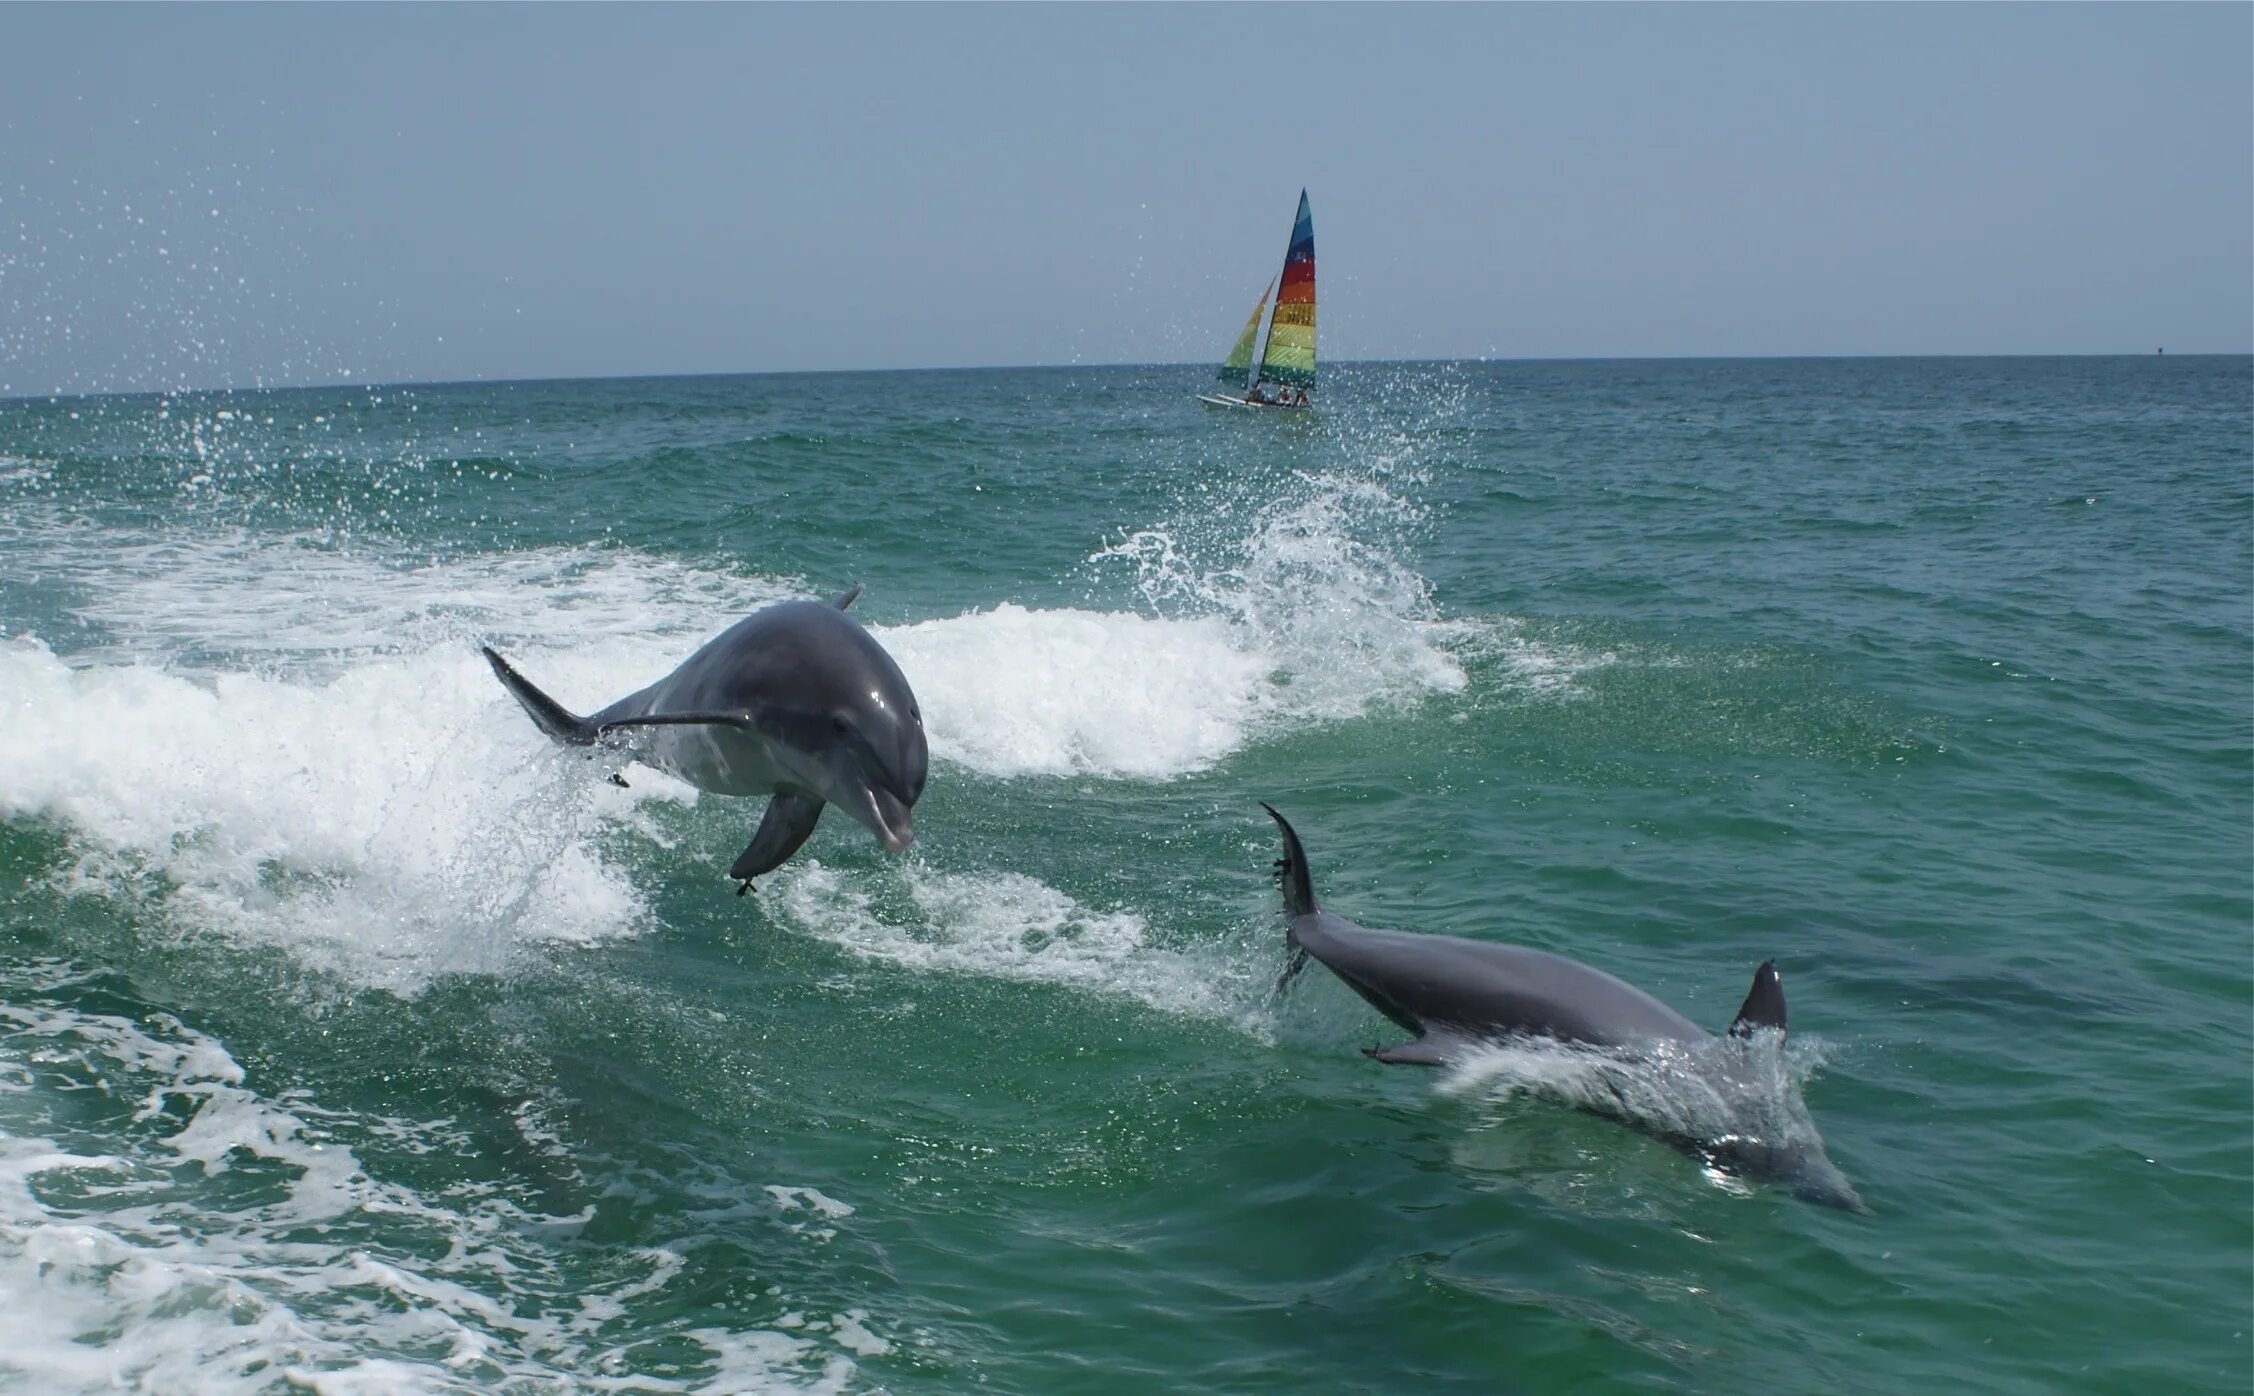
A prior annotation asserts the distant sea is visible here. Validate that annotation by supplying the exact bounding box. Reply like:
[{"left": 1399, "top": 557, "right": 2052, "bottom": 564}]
[{"left": 2, "top": 356, "right": 2247, "bottom": 1393}]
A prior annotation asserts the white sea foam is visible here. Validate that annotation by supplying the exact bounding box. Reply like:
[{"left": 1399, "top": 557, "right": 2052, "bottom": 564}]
[
  {"left": 0, "top": 634, "right": 671, "bottom": 996},
  {"left": 770, "top": 860, "right": 1269, "bottom": 1028},
  {"left": 0, "top": 472, "right": 1490, "bottom": 993},
  {"left": 882, "top": 604, "right": 1270, "bottom": 778},
  {"left": 0, "top": 451, "right": 1555, "bottom": 994},
  {"left": 0, "top": 975, "right": 877, "bottom": 1392},
  {"left": 765, "top": 1185, "right": 857, "bottom": 1221},
  {"left": 1477, "top": 622, "right": 1622, "bottom": 699},
  {"left": 14, "top": 451, "right": 1480, "bottom": 785}
]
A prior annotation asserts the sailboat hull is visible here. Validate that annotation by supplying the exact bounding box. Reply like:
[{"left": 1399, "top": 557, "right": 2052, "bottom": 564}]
[{"left": 1197, "top": 394, "right": 1308, "bottom": 411}]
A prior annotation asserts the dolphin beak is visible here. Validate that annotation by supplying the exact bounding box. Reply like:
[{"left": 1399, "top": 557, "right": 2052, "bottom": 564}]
[
  {"left": 862, "top": 785, "right": 915, "bottom": 853},
  {"left": 1796, "top": 1164, "right": 1871, "bottom": 1214}
]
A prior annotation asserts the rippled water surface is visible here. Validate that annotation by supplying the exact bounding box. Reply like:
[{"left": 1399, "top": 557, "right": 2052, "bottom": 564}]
[{"left": 2, "top": 357, "right": 2247, "bottom": 1392}]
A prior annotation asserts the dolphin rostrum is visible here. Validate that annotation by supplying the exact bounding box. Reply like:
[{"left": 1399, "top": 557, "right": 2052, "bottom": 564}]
[
  {"left": 1262, "top": 804, "right": 1864, "bottom": 1211},
  {"left": 483, "top": 585, "right": 927, "bottom": 893}
]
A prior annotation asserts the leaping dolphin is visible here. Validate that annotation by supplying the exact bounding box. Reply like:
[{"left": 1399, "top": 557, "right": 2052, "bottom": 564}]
[
  {"left": 1261, "top": 804, "right": 1865, "bottom": 1211},
  {"left": 483, "top": 585, "right": 928, "bottom": 893}
]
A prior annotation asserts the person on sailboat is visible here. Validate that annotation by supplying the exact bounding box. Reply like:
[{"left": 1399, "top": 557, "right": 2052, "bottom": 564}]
[{"left": 1291, "top": 388, "right": 1309, "bottom": 408}]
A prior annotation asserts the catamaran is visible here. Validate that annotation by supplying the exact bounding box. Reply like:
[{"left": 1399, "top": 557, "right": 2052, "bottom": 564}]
[{"left": 1197, "top": 190, "right": 1315, "bottom": 410}]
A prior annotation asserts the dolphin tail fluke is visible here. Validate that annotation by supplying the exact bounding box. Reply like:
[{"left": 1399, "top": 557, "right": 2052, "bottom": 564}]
[
  {"left": 1260, "top": 803, "right": 1319, "bottom": 918},
  {"left": 483, "top": 646, "right": 599, "bottom": 746},
  {"left": 829, "top": 583, "right": 864, "bottom": 611},
  {"left": 1728, "top": 960, "right": 1787, "bottom": 1038},
  {"left": 1261, "top": 805, "right": 1317, "bottom": 998}
]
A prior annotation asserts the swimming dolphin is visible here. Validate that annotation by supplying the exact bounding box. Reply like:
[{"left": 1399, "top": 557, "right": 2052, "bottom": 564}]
[
  {"left": 483, "top": 585, "right": 927, "bottom": 893},
  {"left": 1261, "top": 804, "right": 1865, "bottom": 1211}
]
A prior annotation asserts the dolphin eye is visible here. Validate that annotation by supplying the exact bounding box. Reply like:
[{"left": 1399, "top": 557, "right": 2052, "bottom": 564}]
[{"left": 831, "top": 716, "right": 851, "bottom": 736}]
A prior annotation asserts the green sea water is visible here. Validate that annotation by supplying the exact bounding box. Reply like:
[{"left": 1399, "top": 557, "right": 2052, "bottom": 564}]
[{"left": 0, "top": 356, "right": 2247, "bottom": 1393}]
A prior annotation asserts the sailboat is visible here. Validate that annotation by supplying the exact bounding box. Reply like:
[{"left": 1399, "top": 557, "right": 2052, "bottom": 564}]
[{"left": 1197, "top": 190, "right": 1315, "bottom": 410}]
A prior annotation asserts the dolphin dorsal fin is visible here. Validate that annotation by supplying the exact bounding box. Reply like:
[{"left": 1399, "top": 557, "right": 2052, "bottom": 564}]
[
  {"left": 829, "top": 583, "right": 864, "bottom": 611},
  {"left": 1729, "top": 961, "right": 1787, "bottom": 1038}
]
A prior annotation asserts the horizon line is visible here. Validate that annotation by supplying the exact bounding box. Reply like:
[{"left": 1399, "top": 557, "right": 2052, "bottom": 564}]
[{"left": 5, "top": 350, "right": 2247, "bottom": 405}]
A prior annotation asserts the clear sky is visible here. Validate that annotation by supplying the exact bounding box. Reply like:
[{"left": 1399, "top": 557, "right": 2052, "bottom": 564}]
[{"left": 3, "top": 3, "right": 2248, "bottom": 393}]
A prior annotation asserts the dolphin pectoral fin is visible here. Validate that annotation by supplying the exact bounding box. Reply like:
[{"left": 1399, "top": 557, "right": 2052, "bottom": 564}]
[
  {"left": 1365, "top": 1037, "right": 1457, "bottom": 1068},
  {"left": 727, "top": 793, "right": 826, "bottom": 890},
  {"left": 828, "top": 583, "right": 864, "bottom": 611},
  {"left": 1728, "top": 960, "right": 1787, "bottom": 1038}
]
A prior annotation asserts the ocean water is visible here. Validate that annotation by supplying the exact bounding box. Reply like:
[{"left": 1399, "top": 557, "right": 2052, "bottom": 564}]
[{"left": 0, "top": 356, "right": 2246, "bottom": 1393}]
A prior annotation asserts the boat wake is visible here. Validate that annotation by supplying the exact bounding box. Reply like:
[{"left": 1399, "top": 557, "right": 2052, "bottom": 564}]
[
  {"left": 0, "top": 959, "right": 888, "bottom": 1392},
  {"left": 0, "top": 448, "right": 1475, "bottom": 995}
]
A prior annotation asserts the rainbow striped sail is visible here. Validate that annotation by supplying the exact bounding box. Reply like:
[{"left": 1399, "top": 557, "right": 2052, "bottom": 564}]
[
  {"left": 1204, "top": 191, "right": 1316, "bottom": 405},
  {"left": 1258, "top": 191, "right": 1316, "bottom": 391}
]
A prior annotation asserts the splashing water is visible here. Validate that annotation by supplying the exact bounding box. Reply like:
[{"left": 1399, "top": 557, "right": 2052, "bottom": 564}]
[{"left": 1440, "top": 1030, "right": 1865, "bottom": 1210}]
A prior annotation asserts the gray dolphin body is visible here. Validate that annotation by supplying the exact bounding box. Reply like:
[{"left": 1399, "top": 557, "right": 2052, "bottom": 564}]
[
  {"left": 1263, "top": 805, "right": 1865, "bottom": 1211},
  {"left": 483, "top": 586, "right": 927, "bottom": 891}
]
